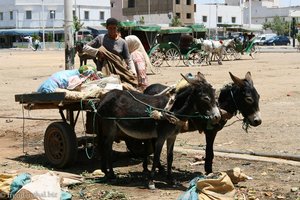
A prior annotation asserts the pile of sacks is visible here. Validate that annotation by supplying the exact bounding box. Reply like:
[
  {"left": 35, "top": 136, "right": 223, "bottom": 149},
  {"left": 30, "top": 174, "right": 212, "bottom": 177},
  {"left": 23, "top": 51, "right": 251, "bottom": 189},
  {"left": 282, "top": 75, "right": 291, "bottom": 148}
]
[
  {"left": 0, "top": 171, "right": 82, "bottom": 200},
  {"left": 178, "top": 167, "right": 252, "bottom": 200}
]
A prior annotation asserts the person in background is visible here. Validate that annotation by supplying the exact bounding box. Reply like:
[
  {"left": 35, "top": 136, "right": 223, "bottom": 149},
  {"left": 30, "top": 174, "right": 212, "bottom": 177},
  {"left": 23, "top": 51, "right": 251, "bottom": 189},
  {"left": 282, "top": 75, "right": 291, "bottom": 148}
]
[
  {"left": 243, "top": 33, "right": 249, "bottom": 50},
  {"left": 82, "top": 17, "right": 137, "bottom": 88},
  {"left": 125, "top": 35, "right": 150, "bottom": 91},
  {"left": 23, "top": 36, "right": 34, "bottom": 50},
  {"left": 34, "top": 38, "right": 40, "bottom": 51}
]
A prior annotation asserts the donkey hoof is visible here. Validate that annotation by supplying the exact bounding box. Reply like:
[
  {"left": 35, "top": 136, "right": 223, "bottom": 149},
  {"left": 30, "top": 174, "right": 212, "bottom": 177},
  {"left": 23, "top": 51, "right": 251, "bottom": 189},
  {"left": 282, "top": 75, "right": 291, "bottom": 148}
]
[
  {"left": 170, "top": 179, "right": 181, "bottom": 188},
  {"left": 148, "top": 180, "right": 156, "bottom": 190}
]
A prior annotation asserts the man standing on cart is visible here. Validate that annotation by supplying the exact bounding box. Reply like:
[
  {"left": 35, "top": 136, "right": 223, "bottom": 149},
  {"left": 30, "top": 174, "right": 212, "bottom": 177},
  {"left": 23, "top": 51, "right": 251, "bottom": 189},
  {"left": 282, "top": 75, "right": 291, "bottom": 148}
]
[{"left": 82, "top": 17, "right": 138, "bottom": 89}]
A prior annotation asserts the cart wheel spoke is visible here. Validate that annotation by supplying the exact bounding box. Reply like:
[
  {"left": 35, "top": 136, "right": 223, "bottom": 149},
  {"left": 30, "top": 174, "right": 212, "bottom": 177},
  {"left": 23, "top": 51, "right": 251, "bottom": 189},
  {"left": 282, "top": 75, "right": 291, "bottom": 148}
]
[{"left": 165, "top": 48, "right": 180, "bottom": 67}]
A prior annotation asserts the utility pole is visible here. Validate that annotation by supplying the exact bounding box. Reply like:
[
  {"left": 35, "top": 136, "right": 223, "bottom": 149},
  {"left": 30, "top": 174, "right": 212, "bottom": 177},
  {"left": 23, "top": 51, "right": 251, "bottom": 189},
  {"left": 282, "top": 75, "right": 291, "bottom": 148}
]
[
  {"left": 216, "top": 3, "right": 218, "bottom": 39},
  {"left": 64, "top": 0, "right": 74, "bottom": 69},
  {"left": 148, "top": 0, "right": 151, "bottom": 24},
  {"left": 249, "top": 0, "right": 252, "bottom": 28},
  {"left": 42, "top": 0, "right": 45, "bottom": 50}
]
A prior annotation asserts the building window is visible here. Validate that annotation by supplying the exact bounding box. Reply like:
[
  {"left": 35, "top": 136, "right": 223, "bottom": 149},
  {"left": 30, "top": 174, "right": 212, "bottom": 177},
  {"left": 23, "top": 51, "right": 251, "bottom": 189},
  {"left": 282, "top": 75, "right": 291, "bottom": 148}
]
[
  {"left": 231, "top": 17, "right": 236, "bottom": 23},
  {"left": 194, "top": 4, "right": 197, "bottom": 12},
  {"left": 84, "top": 11, "right": 89, "bottom": 20},
  {"left": 128, "top": 0, "right": 135, "bottom": 8},
  {"left": 186, "top": 13, "right": 191, "bottom": 19},
  {"left": 202, "top": 15, "right": 207, "bottom": 22},
  {"left": 176, "top": 0, "right": 180, "bottom": 4},
  {"left": 50, "top": 10, "right": 56, "bottom": 19},
  {"left": 186, "top": 0, "right": 191, "bottom": 5},
  {"left": 111, "top": 2, "right": 115, "bottom": 7},
  {"left": 10, "top": 11, "right": 13, "bottom": 20},
  {"left": 0, "top": 12, "right": 3, "bottom": 21},
  {"left": 176, "top": 13, "right": 181, "bottom": 18},
  {"left": 73, "top": 10, "right": 76, "bottom": 17},
  {"left": 100, "top": 11, "right": 105, "bottom": 20},
  {"left": 26, "top": 11, "right": 32, "bottom": 19},
  {"left": 217, "top": 16, "right": 222, "bottom": 23}
]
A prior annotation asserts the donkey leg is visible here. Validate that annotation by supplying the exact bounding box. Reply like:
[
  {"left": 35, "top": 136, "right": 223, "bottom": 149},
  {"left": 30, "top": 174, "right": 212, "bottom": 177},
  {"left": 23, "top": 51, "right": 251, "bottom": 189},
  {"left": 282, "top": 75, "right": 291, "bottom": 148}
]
[
  {"left": 142, "top": 140, "right": 152, "bottom": 173},
  {"left": 150, "top": 138, "right": 164, "bottom": 173},
  {"left": 100, "top": 120, "right": 117, "bottom": 179},
  {"left": 166, "top": 135, "right": 177, "bottom": 184},
  {"left": 148, "top": 138, "right": 165, "bottom": 189},
  {"left": 80, "top": 58, "right": 83, "bottom": 67},
  {"left": 204, "top": 131, "right": 217, "bottom": 174}
]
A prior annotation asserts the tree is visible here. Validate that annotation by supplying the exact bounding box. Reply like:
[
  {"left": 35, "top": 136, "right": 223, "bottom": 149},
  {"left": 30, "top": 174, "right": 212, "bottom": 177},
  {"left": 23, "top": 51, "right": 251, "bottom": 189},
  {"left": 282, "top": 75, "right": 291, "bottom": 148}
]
[
  {"left": 262, "top": 16, "right": 289, "bottom": 35},
  {"left": 139, "top": 16, "right": 145, "bottom": 25},
  {"left": 170, "top": 16, "right": 182, "bottom": 27},
  {"left": 73, "top": 16, "right": 84, "bottom": 32}
]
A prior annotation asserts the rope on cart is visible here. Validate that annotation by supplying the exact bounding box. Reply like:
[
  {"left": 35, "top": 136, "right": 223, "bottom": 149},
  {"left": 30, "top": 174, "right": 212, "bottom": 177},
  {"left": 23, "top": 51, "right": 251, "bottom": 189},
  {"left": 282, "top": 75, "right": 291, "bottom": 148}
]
[{"left": 81, "top": 100, "right": 97, "bottom": 160}]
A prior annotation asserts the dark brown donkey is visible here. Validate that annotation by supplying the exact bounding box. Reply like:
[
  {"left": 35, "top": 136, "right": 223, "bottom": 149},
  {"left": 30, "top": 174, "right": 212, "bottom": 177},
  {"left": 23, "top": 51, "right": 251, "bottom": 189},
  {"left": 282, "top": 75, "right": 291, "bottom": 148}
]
[{"left": 95, "top": 72, "right": 221, "bottom": 189}]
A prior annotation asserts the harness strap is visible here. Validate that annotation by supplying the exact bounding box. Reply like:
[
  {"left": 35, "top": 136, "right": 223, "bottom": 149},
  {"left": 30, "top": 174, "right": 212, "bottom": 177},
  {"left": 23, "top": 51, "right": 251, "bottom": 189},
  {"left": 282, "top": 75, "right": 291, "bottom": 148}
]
[{"left": 230, "top": 90, "right": 238, "bottom": 115}]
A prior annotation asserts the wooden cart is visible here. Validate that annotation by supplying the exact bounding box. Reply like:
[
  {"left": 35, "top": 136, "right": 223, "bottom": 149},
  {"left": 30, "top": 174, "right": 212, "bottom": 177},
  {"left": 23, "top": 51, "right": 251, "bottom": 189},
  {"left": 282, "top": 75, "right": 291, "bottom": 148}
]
[{"left": 15, "top": 92, "right": 100, "bottom": 168}]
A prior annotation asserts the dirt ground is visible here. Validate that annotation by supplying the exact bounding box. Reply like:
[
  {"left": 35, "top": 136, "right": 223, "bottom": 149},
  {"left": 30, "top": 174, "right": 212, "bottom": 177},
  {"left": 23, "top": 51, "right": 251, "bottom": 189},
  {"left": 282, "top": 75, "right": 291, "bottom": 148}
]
[{"left": 0, "top": 49, "right": 300, "bottom": 200}]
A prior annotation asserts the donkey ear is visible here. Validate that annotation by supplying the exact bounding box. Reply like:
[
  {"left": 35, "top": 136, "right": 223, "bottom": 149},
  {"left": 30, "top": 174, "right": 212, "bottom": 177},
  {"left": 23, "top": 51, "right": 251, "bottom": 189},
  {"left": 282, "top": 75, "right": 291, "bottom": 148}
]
[
  {"left": 196, "top": 71, "right": 207, "bottom": 82},
  {"left": 245, "top": 71, "right": 253, "bottom": 86},
  {"left": 229, "top": 72, "right": 245, "bottom": 88},
  {"left": 180, "top": 73, "right": 198, "bottom": 85}
]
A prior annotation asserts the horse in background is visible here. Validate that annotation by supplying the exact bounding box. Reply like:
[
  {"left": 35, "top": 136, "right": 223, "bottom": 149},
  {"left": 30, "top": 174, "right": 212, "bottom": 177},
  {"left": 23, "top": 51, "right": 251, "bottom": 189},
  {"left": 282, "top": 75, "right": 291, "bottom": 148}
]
[
  {"left": 74, "top": 41, "right": 99, "bottom": 68},
  {"left": 195, "top": 38, "right": 225, "bottom": 65}
]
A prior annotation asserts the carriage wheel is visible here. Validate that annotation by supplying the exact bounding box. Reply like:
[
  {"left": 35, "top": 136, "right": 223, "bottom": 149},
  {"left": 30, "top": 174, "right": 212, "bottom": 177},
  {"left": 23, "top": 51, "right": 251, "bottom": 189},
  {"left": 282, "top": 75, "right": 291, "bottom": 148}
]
[
  {"left": 44, "top": 122, "right": 78, "bottom": 168},
  {"left": 224, "top": 48, "right": 236, "bottom": 61},
  {"left": 149, "top": 49, "right": 164, "bottom": 73},
  {"left": 234, "top": 51, "right": 242, "bottom": 60},
  {"left": 165, "top": 48, "right": 180, "bottom": 67},
  {"left": 183, "top": 52, "right": 203, "bottom": 66}
]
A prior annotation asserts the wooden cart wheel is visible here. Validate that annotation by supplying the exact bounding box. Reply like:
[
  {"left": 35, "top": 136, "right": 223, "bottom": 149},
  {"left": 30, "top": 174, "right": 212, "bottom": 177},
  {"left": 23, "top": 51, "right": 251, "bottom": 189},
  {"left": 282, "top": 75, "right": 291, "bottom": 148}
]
[
  {"left": 183, "top": 51, "right": 203, "bottom": 66},
  {"left": 149, "top": 49, "right": 164, "bottom": 73},
  {"left": 165, "top": 48, "right": 180, "bottom": 67},
  {"left": 44, "top": 122, "right": 78, "bottom": 168},
  {"left": 234, "top": 51, "right": 242, "bottom": 60},
  {"left": 225, "top": 48, "right": 236, "bottom": 61}
]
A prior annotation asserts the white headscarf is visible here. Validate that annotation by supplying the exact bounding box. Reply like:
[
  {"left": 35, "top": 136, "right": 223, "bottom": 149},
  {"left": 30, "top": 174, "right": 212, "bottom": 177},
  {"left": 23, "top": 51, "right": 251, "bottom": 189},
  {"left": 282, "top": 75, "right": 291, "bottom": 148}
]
[{"left": 125, "top": 35, "right": 153, "bottom": 72}]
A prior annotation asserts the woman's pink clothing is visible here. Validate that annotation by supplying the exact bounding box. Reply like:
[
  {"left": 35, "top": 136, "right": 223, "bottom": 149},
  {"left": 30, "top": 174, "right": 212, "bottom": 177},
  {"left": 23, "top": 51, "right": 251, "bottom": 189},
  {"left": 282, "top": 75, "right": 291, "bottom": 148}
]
[{"left": 131, "top": 50, "right": 149, "bottom": 90}]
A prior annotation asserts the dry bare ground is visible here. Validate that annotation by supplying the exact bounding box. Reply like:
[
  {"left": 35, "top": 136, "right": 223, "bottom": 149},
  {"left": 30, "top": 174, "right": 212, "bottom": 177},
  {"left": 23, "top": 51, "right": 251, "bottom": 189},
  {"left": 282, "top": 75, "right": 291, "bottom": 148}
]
[{"left": 0, "top": 49, "right": 299, "bottom": 199}]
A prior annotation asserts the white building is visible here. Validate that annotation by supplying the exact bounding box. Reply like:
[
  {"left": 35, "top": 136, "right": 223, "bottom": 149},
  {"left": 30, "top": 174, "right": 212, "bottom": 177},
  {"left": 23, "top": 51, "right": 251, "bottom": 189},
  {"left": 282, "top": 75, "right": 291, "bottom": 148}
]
[
  {"left": 226, "top": 0, "right": 300, "bottom": 28},
  {"left": 0, "top": 0, "right": 110, "bottom": 47},
  {"left": 0, "top": 0, "right": 110, "bottom": 29},
  {"left": 195, "top": 4, "right": 243, "bottom": 38}
]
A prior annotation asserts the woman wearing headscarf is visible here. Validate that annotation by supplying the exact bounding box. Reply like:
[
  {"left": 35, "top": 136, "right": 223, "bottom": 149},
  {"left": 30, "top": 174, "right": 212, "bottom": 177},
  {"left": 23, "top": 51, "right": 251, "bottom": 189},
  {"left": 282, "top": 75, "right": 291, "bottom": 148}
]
[{"left": 125, "top": 35, "right": 151, "bottom": 91}]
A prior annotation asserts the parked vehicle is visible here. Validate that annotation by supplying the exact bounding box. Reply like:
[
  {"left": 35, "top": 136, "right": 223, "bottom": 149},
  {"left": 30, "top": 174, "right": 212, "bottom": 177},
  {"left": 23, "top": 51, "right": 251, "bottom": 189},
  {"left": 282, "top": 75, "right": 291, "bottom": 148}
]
[
  {"left": 263, "top": 36, "right": 291, "bottom": 46},
  {"left": 253, "top": 34, "right": 277, "bottom": 45}
]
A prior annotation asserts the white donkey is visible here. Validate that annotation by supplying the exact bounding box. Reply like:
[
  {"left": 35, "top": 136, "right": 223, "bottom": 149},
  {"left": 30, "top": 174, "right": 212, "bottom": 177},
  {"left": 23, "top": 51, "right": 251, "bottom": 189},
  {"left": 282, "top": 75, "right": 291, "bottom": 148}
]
[{"left": 195, "top": 38, "right": 225, "bottom": 65}]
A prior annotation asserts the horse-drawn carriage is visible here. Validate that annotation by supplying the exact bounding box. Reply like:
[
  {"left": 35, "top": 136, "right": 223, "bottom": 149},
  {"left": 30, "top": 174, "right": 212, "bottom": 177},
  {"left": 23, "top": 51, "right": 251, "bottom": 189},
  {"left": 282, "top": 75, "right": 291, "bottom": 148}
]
[{"left": 148, "top": 25, "right": 207, "bottom": 68}]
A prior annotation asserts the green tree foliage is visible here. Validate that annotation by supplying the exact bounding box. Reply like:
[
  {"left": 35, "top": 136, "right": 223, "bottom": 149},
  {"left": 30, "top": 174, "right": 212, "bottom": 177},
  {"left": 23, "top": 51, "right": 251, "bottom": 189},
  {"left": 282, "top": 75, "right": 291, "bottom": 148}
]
[
  {"left": 170, "top": 16, "right": 182, "bottom": 27},
  {"left": 73, "top": 16, "right": 84, "bottom": 32},
  {"left": 262, "top": 16, "right": 289, "bottom": 35},
  {"left": 296, "top": 33, "right": 300, "bottom": 43},
  {"left": 139, "top": 16, "right": 145, "bottom": 25}
]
